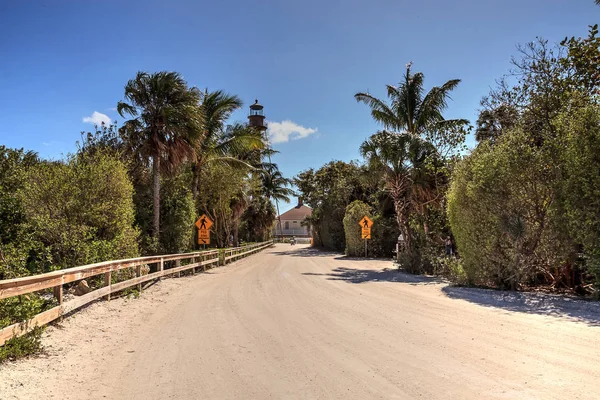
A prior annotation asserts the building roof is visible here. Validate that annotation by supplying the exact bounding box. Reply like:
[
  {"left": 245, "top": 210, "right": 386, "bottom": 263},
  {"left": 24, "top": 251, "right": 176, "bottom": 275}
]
[{"left": 278, "top": 204, "right": 312, "bottom": 220}]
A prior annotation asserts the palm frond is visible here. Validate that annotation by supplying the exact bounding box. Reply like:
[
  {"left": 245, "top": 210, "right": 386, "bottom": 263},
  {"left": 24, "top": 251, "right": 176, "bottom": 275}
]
[{"left": 354, "top": 92, "right": 398, "bottom": 129}]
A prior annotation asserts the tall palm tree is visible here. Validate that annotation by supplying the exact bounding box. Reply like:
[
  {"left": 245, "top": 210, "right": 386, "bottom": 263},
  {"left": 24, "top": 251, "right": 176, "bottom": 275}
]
[
  {"left": 360, "top": 130, "right": 437, "bottom": 255},
  {"left": 355, "top": 63, "right": 468, "bottom": 137},
  {"left": 261, "top": 165, "right": 295, "bottom": 203},
  {"left": 193, "top": 90, "right": 264, "bottom": 199},
  {"left": 261, "top": 165, "right": 295, "bottom": 240},
  {"left": 117, "top": 71, "right": 203, "bottom": 241},
  {"left": 356, "top": 64, "right": 465, "bottom": 257}
]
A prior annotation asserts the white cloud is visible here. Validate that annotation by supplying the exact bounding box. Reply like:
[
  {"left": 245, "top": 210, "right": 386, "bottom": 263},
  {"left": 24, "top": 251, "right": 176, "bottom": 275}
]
[
  {"left": 267, "top": 120, "right": 317, "bottom": 144},
  {"left": 83, "top": 111, "right": 111, "bottom": 126}
]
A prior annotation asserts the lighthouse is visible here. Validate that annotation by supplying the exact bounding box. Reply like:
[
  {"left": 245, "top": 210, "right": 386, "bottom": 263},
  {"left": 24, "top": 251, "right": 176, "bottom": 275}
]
[{"left": 248, "top": 99, "right": 267, "bottom": 132}]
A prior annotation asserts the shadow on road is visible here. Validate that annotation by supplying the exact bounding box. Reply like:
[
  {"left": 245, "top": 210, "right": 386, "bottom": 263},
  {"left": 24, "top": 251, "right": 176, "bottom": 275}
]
[
  {"left": 442, "top": 286, "right": 600, "bottom": 327},
  {"left": 271, "top": 246, "right": 337, "bottom": 258},
  {"left": 302, "top": 267, "right": 443, "bottom": 286},
  {"left": 271, "top": 246, "right": 392, "bottom": 262}
]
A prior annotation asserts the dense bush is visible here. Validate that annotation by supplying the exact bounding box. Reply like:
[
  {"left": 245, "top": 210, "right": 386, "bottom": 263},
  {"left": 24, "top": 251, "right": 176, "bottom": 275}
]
[
  {"left": 447, "top": 27, "right": 600, "bottom": 295},
  {"left": 448, "top": 100, "right": 600, "bottom": 294},
  {"left": 0, "top": 149, "right": 141, "bottom": 360},
  {"left": 343, "top": 201, "right": 371, "bottom": 256},
  {"left": 557, "top": 103, "right": 600, "bottom": 293},
  {"left": 295, "top": 161, "right": 378, "bottom": 252},
  {"left": 160, "top": 170, "right": 195, "bottom": 254},
  {"left": 22, "top": 152, "right": 139, "bottom": 270}
]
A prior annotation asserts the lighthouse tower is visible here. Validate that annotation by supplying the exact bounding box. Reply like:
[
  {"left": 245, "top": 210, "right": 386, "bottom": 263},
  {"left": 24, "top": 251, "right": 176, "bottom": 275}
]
[{"left": 248, "top": 99, "right": 267, "bottom": 132}]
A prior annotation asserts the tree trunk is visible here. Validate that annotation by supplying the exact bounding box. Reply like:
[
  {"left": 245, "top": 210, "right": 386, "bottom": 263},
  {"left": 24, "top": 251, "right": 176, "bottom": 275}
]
[
  {"left": 192, "top": 159, "right": 203, "bottom": 201},
  {"left": 192, "top": 163, "right": 199, "bottom": 200},
  {"left": 393, "top": 198, "right": 413, "bottom": 254},
  {"left": 233, "top": 220, "right": 239, "bottom": 247},
  {"left": 152, "top": 154, "right": 161, "bottom": 241}
]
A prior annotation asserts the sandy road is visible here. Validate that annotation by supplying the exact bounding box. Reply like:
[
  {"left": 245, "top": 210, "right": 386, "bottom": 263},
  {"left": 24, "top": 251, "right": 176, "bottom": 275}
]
[{"left": 1, "top": 243, "right": 600, "bottom": 399}]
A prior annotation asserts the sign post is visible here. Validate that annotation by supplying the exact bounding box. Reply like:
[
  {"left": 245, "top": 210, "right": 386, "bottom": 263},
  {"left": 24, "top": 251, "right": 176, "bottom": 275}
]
[
  {"left": 358, "top": 216, "right": 373, "bottom": 258},
  {"left": 195, "top": 214, "right": 214, "bottom": 247}
]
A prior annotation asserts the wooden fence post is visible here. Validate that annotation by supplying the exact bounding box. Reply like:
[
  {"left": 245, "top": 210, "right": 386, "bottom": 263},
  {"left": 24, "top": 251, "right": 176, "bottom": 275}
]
[
  {"left": 104, "top": 271, "right": 111, "bottom": 301},
  {"left": 136, "top": 265, "right": 142, "bottom": 292},
  {"left": 53, "top": 284, "right": 63, "bottom": 305}
]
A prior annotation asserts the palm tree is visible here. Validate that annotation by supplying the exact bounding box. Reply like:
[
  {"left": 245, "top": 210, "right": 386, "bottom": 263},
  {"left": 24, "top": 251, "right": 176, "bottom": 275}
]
[
  {"left": 261, "top": 166, "right": 295, "bottom": 203},
  {"left": 193, "top": 91, "right": 265, "bottom": 200},
  {"left": 242, "top": 196, "right": 277, "bottom": 241},
  {"left": 360, "top": 130, "right": 437, "bottom": 256},
  {"left": 356, "top": 64, "right": 465, "bottom": 258},
  {"left": 117, "top": 71, "right": 203, "bottom": 241},
  {"left": 261, "top": 165, "right": 295, "bottom": 240},
  {"left": 355, "top": 62, "right": 468, "bottom": 137}
]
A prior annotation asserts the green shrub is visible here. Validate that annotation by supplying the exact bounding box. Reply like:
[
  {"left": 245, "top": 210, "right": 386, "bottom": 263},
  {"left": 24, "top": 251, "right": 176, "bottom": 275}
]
[
  {"left": 160, "top": 171, "right": 195, "bottom": 254},
  {"left": 21, "top": 152, "right": 139, "bottom": 271},
  {"left": 369, "top": 213, "right": 400, "bottom": 258},
  {"left": 0, "top": 328, "right": 43, "bottom": 364},
  {"left": 556, "top": 103, "right": 600, "bottom": 293},
  {"left": 343, "top": 201, "right": 371, "bottom": 256}
]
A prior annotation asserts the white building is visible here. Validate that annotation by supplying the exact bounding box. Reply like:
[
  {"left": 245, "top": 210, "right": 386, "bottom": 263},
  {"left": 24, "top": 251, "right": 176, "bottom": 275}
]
[{"left": 273, "top": 199, "right": 312, "bottom": 238}]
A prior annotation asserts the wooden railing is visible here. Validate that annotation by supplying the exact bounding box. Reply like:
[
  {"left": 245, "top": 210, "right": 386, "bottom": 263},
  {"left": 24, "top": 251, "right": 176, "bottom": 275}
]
[{"left": 0, "top": 240, "right": 273, "bottom": 346}]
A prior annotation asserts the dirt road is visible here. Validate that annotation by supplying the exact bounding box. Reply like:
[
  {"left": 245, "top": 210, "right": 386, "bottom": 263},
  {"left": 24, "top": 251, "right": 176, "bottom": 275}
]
[{"left": 1, "top": 244, "right": 599, "bottom": 399}]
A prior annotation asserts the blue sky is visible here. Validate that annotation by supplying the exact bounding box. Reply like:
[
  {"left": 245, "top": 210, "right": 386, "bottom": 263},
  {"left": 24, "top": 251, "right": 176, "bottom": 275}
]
[{"left": 0, "top": 1, "right": 597, "bottom": 212}]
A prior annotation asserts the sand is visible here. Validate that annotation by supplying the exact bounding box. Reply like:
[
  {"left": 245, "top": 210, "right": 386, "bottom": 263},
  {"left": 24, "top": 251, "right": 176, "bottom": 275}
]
[{"left": 1, "top": 244, "right": 599, "bottom": 399}]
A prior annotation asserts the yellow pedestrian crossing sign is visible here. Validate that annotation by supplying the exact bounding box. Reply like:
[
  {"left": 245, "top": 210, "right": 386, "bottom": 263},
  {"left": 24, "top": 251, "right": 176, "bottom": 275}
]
[
  {"left": 195, "top": 214, "right": 213, "bottom": 230},
  {"left": 359, "top": 216, "right": 373, "bottom": 228},
  {"left": 196, "top": 214, "right": 213, "bottom": 245},
  {"left": 359, "top": 216, "right": 373, "bottom": 239}
]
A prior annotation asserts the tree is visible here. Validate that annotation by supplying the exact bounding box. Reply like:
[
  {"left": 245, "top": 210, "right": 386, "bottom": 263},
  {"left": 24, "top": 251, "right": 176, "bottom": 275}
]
[
  {"left": 475, "top": 104, "right": 518, "bottom": 143},
  {"left": 261, "top": 165, "right": 294, "bottom": 203},
  {"left": 561, "top": 24, "right": 600, "bottom": 95},
  {"left": 22, "top": 153, "right": 139, "bottom": 270},
  {"left": 192, "top": 90, "right": 242, "bottom": 199},
  {"left": 295, "top": 161, "right": 377, "bottom": 251},
  {"left": 261, "top": 164, "right": 295, "bottom": 239},
  {"left": 556, "top": 102, "right": 600, "bottom": 295},
  {"left": 0, "top": 146, "right": 40, "bottom": 280},
  {"left": 355, "top": 62, "right": 468, "bottom": 137},
  {"left": 355, "top": 64, "right": 468, "bottom": 270},
  {"left": 360, "top": 131, "right": 437, "bottom": 266},
  {"left": 240, "top": 196, "right": 277, "bottom": 242},
  {"left": 117, "top": 71, "right": 203, "bottom": 244}
]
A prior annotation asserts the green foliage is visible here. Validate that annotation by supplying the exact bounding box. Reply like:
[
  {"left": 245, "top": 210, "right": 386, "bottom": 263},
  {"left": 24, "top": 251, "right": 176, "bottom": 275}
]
[
  {"left": 556, "top": 103, "right": 600, "bottom": 293},
  {"left": 240, "top": 196, "right": 276, "bottom": 242},
  {"left": 0, "top": 328, "right": 43, "bottom": 364},
  {"left": 0, "top": 147, "right": 40, "bottom": 279},
  {"left": 343, "top": 201, "right": 371, "bottom": 257},
  {"left": 0, "top": 295, "right": 50, "bottom": 329},
  {"left": 118, "top": 71, "right": 203, "bottom": 240},
  {"left": 354, "top": 62, "right": 468, "bottom": 136},
  {"left": 22, "top": 152, "right": 139, "bottom": 270},
  {"left": 449, "top": 29, "right": 600, "bottom": 293},
  {"left": 447, "top": 129, "right": 564, "bottom": 288},
  {"left": 369, "top": 213, "right": 400, "bottom": 258},
  {"left": 160, "top": 170, "right": 195, "bottom": 253},
  {"left": 196, "top": 163, "right": 249, "bottom": 247},
  {"left": 295, "top": 161, "right": 376, "bottom": 251},
  {"left": 354, "top": 65, "right": 468, "bottom": 271},
  {"left": 561, "top": 24, "right": 600, "bottom": 95}
]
